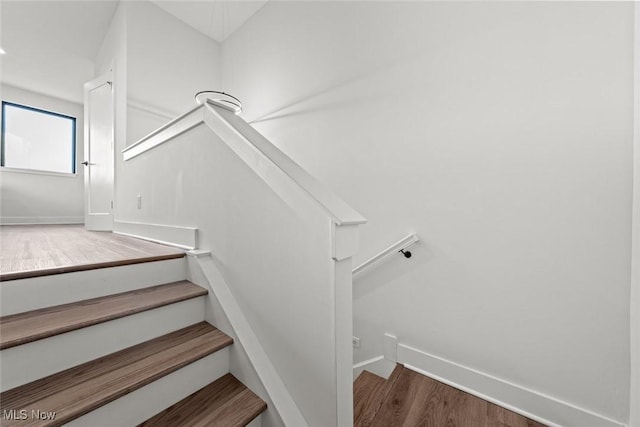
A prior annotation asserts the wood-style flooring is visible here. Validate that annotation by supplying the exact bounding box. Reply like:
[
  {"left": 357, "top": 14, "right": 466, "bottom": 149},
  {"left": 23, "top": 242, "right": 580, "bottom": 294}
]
[
  {"left": 0, "top": 225, "right": 185, "bottom": 281},
  {"left": 138, "top": 373, "right": 266, "bottom": 427},
  {"left": 0, "top": 322, "right": 233, "bottom": 427},
  {"left": 355, "top": 365, "right": 547, "bottom": 427},
  {"left": 0, "top": 281, "right": 207, "bottom": 350}
]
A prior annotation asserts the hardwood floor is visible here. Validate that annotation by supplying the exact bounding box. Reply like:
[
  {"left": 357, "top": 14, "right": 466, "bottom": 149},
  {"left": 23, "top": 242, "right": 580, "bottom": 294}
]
[
  {"left": 0, "top": 225, "right": 185, "bottom": 281},
  {"left": 355, "top": 365, "right": 547, "bottom": 427},
  {"left": 354, "top": 368, "right": 402, "bottom": 426}
]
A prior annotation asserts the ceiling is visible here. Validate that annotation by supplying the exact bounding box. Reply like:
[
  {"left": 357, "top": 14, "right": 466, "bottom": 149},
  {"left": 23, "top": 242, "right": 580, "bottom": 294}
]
[
  {"left": 0, "top": 0, "right": 266, "bottom": 102},
  {"left": 0, "top": 1, "right": 267, "bottom": 61},
  {"left": 0, "top": 1, "right": 120, "bottom": 102},
  {"left": 150, "top": 1, "right": 268, "bottom": 42},
  {"left": 0, "top": 1, "right": 119, "bottom": 60}
]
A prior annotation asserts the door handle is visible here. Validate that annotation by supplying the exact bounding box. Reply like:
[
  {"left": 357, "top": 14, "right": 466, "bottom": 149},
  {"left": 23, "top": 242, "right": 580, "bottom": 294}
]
[{"left": 81, "top": 161, "right": 89, "bottom": 166}]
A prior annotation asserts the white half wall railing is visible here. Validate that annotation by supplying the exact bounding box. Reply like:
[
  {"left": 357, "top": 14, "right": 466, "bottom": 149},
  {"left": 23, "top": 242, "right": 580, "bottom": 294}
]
[
  {"left": 120, "top": 99, "right": 365, "bottom": 427},
  {"left": 191, "top": 252, "right": 308, "bottom": 427},
  {"left": 352, "top": 233, "right": 419, "bottom": 278}
]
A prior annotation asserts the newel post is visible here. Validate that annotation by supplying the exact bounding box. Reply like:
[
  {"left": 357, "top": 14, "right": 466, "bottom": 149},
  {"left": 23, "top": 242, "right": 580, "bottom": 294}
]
[{"left": 332, "top": 222, "right": 361, "bottom": 427}]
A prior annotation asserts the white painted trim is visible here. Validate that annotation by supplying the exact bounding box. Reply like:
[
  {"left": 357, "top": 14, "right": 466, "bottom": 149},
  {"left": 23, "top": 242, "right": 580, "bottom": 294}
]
[
  {"left": 84, "top": 70, "right": 115, "bottom": 232},
  {"left": 352, "top": 233, "right": 419, "bottom": 278},
  {"left": 112, "top": 232, "right": 193, "bottom": 250},
  {"left": 0, "top": 167, "right": 78, "bottom": 178},
  {"left": 0, "top": 216, "right": 83, "bottom": 225},
  {"left": 206, "top": 98, "right": 240, "bottom": 114},
  {"left": 122, "top": 104, "right": 204, "bottom": 160},
  {"left": 353, "top": 356, "right": 396, "bottom": 380},
  {"left": 334, "top": 257, "right": 354, "bottom": 427},
  {"left": 203, "top": 103, "right": 366, "bottom": 226},
  {"left": 113, "top": 220, "right": 197, "bottom": 250},
  {"left": 353, "top": 333, "right": 397, "bottom": 380},
  {"left": 630, "top": 4, "right": 640, "bottom": 427},
  {"left": 120, "top": 102, "right": 366, "bottom": 226},
  {"left": 196, "top": 255, "right": 309, "bottom": 427},
  {"left": 186, "top": 249, "right": 212, "bottom": 258},
  {"left": 397, "top": 343, "right": 626, "bottom": 427},
  {"left": 353, "top": 355, "right": 385, "bottom": 371},
  {"left": 382, "top": 333, "right": 397, "bottom": 362},
  {"left": 332, "top": 223, "right": 360, "bottom": 261}
]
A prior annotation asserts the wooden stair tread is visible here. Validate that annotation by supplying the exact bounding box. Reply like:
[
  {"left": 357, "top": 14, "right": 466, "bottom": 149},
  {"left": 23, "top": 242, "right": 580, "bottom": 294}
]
[
  {"left": 0, "top": 322, "right": 233, "bottom": 427},
  {"left": 138, "top": 373, "right": 267, "bottom": 427},
  {"left": 0, "top": 281, "right": 207, "bottom": 350},
  {"left": 0, "top": 253, "right": 186, "bottom": 282},
  {"left": 354, "top": 365, "right": 403, "bottom": 427}
]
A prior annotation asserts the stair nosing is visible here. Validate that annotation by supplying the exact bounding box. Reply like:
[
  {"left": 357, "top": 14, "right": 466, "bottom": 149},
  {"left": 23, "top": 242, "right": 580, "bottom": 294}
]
[
  {"left": 0, "top": 322, "right": 233, "bottom": 427},
  {"left": 137, "top": 373, "right": 267, "bottom": 427},
  {"left": 0, "top": 253, "right": 186, "bottom": 282},
  {"left": 0, "top": 280, "right": 207, "bottom": 350}
]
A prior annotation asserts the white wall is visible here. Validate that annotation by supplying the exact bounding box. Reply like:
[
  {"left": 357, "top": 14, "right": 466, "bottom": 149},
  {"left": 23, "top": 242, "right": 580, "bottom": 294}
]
[
  {"left": 116, "top": 114, "right": 355, "bottom": 426},
  {"left": 222, "top": 2, "right": 634, "bottom": 425},
  {"left": 0, "top": 84, "right": 84, "bottom": 224},
  {"left": 0, "top": 1, "right": 115, "bottom": 225},
  {"left": 125, "top": 1, "right": 221, "bottom": 143},
  {"left": 98, "top": 6, "right": 305, "bottom": 424},
  {"left": 0, "top": 1, "right": 117, "bottom": 104},
  {"left": 95, "top": 0, "right": 221, "bottom": 224},
  {"left": 630, "top": 5, "right": 640, "bottom": 427}
]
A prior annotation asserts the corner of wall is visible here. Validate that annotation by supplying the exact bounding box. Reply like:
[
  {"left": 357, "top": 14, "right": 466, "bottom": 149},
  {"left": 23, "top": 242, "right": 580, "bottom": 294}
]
[{"left": 630, "top": 3, "right": 640, "bottom": 426}]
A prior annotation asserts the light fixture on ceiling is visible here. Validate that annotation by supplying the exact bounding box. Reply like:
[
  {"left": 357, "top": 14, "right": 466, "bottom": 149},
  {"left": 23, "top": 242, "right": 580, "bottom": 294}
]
[
  {"left": 0, "top": 47, "right": 6, "bottom": 55},
  {"left": 194, "top": 1, "right": 242, "bottom": 114},
  {"left": 195, "top": 90, "right": 242, "bottom": 114}
]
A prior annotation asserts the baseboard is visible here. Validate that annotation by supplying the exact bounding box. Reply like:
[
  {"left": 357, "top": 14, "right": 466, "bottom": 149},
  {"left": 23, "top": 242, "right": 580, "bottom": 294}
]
[
  {"left": 113, "top": 220, "right": 197, "bottom": 249},
  {"left": 397, "top": 343, "right": 626, "bottom": 427},
  {"left": 353, "top": 355, "right": 396, "bottom": 380},
  {"left": 0, "top": 216, "right": 83, "bottom": 225}
]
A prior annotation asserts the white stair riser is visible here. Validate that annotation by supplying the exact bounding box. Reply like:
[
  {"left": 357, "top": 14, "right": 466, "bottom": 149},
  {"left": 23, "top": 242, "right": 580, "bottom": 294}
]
[
  {"left": 0, "top": 297, "right": 205, "bottom": 392},
  {"left": 64, "top": 348, "right": 230, "bottom": 427},
  {"left": 0, "top": 258, "right": 186, "bottom": 316}
]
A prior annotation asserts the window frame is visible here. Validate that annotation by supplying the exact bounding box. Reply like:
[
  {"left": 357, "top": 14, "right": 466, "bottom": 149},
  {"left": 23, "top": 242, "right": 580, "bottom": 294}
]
[{"left": 1, "top": 101, "right": 77, "bottom": 175}]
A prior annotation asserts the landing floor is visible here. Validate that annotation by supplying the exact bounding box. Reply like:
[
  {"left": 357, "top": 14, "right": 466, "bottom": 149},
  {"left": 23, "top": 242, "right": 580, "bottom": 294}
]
[
  {"left": 0, "top": 225, "right": 184, "bottom": 281},
  {"left": 356, "top": 365, "right": 548, "bottom": 427}
]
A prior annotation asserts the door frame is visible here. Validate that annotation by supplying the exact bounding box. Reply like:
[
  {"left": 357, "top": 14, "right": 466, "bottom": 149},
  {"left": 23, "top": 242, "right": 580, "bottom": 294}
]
[{"left": 83, "top": 68, "right": 115, "bottom": 231}]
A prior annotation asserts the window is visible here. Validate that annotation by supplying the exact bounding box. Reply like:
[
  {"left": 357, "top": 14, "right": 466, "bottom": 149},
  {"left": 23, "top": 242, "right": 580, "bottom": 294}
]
[{"left": 1, "top": 101, "right": 77, "bottom": 174}]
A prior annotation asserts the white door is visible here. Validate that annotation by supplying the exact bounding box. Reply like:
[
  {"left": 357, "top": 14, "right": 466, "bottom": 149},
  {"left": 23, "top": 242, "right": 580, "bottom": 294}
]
[{"left": 83, "top": 71, "right": 114, "bottom": 231}]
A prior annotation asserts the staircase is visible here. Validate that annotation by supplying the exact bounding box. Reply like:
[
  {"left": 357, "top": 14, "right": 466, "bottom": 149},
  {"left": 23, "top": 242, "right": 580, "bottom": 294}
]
[{"left": 0, "top": 254, "right": 267, "bottom": 426}]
